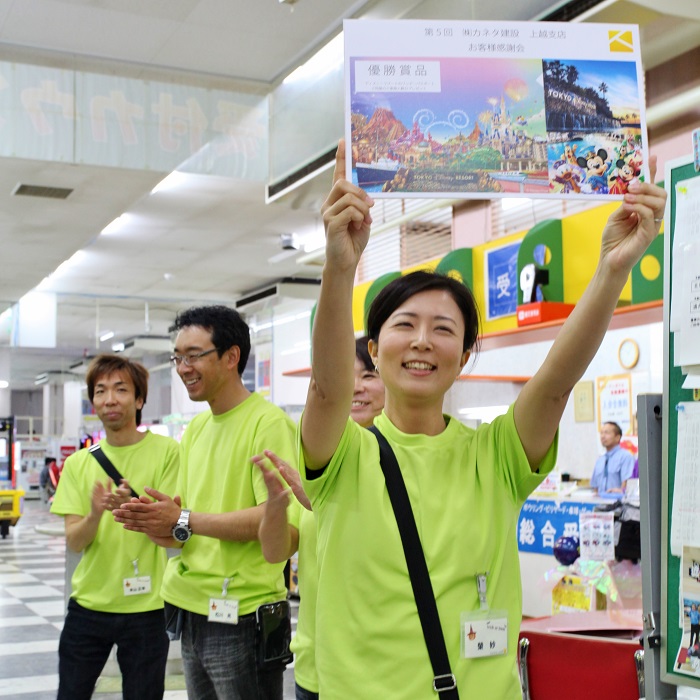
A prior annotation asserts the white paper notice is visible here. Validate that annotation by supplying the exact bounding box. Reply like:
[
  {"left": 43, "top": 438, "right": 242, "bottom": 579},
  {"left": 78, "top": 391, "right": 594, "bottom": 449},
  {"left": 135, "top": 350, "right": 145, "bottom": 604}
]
[
  {"left": 682, "top": 371, "right": 700, "bottom": 390},
  {"left": 670, "top": 178, "right": 700, "bottom": 335},
  {"left": 579, "top": 511, "right": 616, "bottom": 561},
  {"left": 670, "top": 402, "right": 700, "bottom": 556},
  {"left": 677, "top": 241, "right": 700, "bottom": 367}
]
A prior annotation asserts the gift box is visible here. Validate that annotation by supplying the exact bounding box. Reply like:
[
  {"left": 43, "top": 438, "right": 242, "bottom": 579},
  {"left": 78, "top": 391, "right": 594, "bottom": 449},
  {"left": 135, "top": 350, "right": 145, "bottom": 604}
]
[{"left": 552, "top": 574, "right": 607, "bottom": 615}]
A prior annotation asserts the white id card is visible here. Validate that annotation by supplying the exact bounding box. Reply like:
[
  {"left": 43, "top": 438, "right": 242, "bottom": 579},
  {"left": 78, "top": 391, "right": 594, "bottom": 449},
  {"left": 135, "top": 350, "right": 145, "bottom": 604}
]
[
  {"left": 461, "top": 611, "right": 508, "bottom": 658},
  {"left": 208, "top": 598, "right": 239, "bottom": 624},
  {"left": 123, "top": 576, "right": 151, "bottom": 596}
]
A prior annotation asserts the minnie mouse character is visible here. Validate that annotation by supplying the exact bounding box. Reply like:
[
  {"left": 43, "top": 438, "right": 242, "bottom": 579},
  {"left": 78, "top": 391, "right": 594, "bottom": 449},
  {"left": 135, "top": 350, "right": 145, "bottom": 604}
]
[{"left": 609, "top": 158, "right": 642, "bottom": 195}]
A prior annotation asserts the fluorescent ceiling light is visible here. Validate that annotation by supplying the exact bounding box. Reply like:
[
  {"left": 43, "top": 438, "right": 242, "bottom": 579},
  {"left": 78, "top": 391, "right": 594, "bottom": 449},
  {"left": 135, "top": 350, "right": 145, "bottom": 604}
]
[
  {"left": 250, "top": 309, "right": 311, "bottom": 334},
  {"left": 283, "top": 32, "right": 343, "bottom": 85},
  {"left": 150, "top": 171, "right": 191, "bottom": 195},
  {"left": 55, "top": 250, "right": 87, "bottom": 276},
  {"left": 100, "top": 331, "right": 115, "bottom": 342},
  {"left": 0, "top": 380, "right": 8, "bottom": 389},
  {"left": 101, "top": 213, "right": 131, "bottom": 236}
]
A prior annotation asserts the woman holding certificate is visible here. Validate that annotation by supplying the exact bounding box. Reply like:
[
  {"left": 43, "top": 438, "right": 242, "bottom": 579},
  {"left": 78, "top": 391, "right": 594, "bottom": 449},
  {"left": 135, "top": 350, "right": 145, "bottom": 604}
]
[{"left": 298, "top": 140, "right": 665, "bottom": 699}]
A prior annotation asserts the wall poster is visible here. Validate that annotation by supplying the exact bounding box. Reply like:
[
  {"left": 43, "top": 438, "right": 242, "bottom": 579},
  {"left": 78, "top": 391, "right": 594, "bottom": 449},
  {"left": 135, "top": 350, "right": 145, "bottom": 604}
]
[{"left": 596, "top": 373, "right": 633, "bottom": 435}]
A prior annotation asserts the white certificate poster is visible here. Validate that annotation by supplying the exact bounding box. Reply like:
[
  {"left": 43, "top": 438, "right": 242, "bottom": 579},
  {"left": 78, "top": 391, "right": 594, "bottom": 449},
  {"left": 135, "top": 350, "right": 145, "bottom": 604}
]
[
  {"left": 344, "top": 19, "right": 647, "bottom": 199},
  {"left": 596, "top": 373, "right": 633, "bottom": 435}
]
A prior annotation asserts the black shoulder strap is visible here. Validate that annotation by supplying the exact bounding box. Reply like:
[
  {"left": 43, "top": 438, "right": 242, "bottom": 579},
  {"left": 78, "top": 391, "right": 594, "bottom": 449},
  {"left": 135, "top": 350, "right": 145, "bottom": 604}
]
[
  {"left": 88, "top": 444, "right": 139, "bottom": 499},
  {"left": 369, "top": 426, "right": 459, "bottom": 698}
]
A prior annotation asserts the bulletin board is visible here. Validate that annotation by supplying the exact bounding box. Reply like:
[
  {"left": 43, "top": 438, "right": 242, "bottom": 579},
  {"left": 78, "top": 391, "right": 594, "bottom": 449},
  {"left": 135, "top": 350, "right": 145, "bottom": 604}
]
[{"left": 661, "top": 154, "right": 700, "bottom": 689}]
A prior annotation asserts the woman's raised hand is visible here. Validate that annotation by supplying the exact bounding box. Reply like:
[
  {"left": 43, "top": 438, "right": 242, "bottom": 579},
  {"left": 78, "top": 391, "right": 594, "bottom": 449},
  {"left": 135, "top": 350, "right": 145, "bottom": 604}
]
[
  {"left": 599, "top": 155, "right": 666, "bottom": 276},
  {"left": 321, "top": 139, "right": 374, "bottom": 273}
]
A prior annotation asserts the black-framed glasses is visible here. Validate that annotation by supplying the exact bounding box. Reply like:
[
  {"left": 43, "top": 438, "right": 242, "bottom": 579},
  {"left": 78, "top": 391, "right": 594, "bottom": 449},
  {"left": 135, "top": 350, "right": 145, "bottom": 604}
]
[{"left": 169, "top": 348, "right": 218, "bottom": 367}]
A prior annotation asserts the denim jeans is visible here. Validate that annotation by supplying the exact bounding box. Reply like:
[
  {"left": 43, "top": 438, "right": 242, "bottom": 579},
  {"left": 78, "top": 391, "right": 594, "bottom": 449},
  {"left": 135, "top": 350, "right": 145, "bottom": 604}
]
[
  {"left": 57, "top": 598, "right": 169, "bottom": 700},
  {"left": 180, "top": 609, "right": 284, "bottom": 700},
  {"left": 295, "top": 682, "right": 319, "bottom": 700}
]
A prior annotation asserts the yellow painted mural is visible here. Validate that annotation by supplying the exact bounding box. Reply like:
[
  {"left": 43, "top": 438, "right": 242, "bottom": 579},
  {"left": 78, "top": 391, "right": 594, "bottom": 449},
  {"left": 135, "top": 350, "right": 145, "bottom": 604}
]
[{"left": 352, "top": 202, "right": 655, "bottom": 336}]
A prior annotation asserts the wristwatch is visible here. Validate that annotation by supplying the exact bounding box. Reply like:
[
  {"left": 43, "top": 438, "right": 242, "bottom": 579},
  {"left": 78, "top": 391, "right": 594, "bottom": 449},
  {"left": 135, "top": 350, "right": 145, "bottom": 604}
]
[{"left": 172, "top": 509, "right": 192, "bottom": 543}]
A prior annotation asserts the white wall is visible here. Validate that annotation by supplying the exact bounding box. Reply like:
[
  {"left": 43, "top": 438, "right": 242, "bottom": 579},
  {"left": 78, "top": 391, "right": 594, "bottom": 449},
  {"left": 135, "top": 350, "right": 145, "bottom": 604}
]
[
  {"left": 63, "top": 381, "right": 83, "bottom": 439},
  {"left": 270, "top": 302, "right": 313, "bottom": 414},
  {"left": 445, "top": 322, "right": 662, "bottom": 480}
]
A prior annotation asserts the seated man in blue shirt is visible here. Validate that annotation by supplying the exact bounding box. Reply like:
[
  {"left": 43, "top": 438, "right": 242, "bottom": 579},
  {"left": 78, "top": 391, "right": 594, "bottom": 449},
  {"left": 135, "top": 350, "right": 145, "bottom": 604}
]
[{"left": 590, "top": 421, "right": 635, "bottom": 495}]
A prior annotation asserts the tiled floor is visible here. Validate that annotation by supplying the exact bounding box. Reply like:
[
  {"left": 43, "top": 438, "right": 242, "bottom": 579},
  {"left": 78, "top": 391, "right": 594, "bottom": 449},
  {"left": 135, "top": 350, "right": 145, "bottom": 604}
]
[{"left": 0, "top": 498, "right": 298, "bottom": 699}]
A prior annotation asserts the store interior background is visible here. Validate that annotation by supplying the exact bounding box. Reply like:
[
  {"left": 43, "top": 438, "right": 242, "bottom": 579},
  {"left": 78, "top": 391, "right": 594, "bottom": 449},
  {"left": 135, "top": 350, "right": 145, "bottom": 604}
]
[{"left": 0, "top": 0, "right": 698, "bottom": 488}]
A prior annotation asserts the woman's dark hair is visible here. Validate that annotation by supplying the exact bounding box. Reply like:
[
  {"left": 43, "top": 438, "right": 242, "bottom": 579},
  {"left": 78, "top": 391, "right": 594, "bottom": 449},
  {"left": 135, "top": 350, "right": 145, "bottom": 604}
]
[
  {"left": 86, "top": 354, "right": 149, "bottom": 426},
  {"left": 355, "top": 335, "right": 374, "bottom": 372},
  {"left": 366, "top": 270, "right": 480, "bottom": 354},
  {"left": 170, "top": 305, "right": 251, "bottom": 376}
]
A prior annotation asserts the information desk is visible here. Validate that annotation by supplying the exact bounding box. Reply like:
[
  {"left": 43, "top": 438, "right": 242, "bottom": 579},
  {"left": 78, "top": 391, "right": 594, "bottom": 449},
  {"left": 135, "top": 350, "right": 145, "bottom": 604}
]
[{"left": 518, "top": 490, "right": 611, "bottom": 617}]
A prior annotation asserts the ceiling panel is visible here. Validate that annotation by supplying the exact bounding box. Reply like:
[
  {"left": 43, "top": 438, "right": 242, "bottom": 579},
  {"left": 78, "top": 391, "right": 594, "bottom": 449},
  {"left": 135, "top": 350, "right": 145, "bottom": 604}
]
[{"left": 0, "top": 0, "right": 697, "bottom": 390}]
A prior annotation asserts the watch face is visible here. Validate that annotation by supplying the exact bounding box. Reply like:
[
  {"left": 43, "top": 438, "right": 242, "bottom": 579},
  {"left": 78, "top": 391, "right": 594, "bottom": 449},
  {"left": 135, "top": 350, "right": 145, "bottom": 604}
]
[{"left": 173, "top": 526, "right": 190, "bottom": 542}]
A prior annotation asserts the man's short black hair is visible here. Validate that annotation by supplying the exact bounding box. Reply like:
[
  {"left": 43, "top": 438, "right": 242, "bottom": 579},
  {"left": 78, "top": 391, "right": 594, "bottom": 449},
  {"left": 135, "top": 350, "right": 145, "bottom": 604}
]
[
  {"left": 603, "top": 421, "right": 623, "bottom": 438},
  {"left": 170, "top": 305, "right": 251, "bottom": 376}
]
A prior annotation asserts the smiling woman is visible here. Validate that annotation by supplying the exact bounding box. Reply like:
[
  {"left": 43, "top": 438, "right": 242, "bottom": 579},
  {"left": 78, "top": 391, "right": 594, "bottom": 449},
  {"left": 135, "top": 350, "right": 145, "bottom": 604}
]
[
  {"left": 365, "top": 274, "right": 478, "bottom": 435},
  {"left": 295, "top": 140, "right": 666, "bottom": 700}
]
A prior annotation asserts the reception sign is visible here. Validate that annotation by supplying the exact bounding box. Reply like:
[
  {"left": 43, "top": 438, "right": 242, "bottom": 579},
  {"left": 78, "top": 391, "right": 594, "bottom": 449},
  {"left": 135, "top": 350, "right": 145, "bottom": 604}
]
[
  {"left": 345, "top": 19, "right": 646, "bottom": 199},
  {"left": 518, "top": 498, "right": 598, "bottom": 555}
]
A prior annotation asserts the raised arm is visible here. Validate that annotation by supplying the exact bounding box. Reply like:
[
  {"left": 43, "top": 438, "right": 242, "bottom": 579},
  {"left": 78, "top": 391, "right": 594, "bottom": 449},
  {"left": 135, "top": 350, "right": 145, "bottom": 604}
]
[
  {"left": 300, "top": 140, "right": 374, "bottom": 469},
  {"left": 514, "top": 163, "right": 666, "bottom": 470}
]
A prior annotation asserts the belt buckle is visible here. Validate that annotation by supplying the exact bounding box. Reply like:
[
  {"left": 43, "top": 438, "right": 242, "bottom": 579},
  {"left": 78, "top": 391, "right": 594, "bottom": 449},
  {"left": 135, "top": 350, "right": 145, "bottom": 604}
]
[{"left": 433, "top": 673, "right": 457, "bottom": 693}]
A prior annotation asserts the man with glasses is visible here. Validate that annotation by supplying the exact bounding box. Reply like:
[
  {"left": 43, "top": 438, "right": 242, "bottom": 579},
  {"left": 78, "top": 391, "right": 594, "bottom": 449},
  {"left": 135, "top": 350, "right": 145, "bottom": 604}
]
[{"left": 114, "top": 305, "right": 297, "bottom": 699}]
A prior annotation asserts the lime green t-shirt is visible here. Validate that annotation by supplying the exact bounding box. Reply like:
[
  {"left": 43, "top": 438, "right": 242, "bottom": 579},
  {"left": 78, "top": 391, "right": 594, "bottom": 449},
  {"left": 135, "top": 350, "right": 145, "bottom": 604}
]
[
  {"left": 300, "top": 405, "right": 557, "bottom": 700},
  {"left": 162, "top": 392, "right": 296, "bottom": 617},
  {"left": 290, "top": 506, "right": 318, "bottom": 693},
  {"left": 51, "top": 432, "right": 179, "bottom": 613}
]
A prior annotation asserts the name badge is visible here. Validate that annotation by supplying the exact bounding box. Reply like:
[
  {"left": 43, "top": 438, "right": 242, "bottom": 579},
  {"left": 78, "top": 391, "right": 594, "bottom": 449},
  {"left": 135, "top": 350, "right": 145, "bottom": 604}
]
[
  {"left": 461, "top": 611, "right": 508, "bottom": 658},
  {"left": 208, "top": 597, "right": 239, "bottom": 624},
  {"left": 123, "top": 576, "right": 151, "bottom": 596}
]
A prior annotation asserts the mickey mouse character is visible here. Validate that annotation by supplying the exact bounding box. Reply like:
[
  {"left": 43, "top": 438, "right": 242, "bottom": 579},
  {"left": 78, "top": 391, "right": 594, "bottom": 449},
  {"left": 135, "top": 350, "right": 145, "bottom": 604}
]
[{"left": 577, "top": 148, "right": 611, "bottom": 194}]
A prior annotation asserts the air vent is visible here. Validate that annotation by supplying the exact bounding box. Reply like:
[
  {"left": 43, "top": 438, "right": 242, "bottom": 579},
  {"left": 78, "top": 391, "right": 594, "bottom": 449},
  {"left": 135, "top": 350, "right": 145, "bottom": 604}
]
[
  {"left": 235, "top": 278, "right": 321, "bottom": 311},
  {"left": 121, "top": 335, "right": 172, "bottom": 357},
  {"left": 12, "top": 183, "right": 73, "bottom": 200},
  {"left": 266, "top": 148, "right": 336, "bottom": 203},
  {"left": 539, "top": 0, "right": 606, "bottom": 21}
]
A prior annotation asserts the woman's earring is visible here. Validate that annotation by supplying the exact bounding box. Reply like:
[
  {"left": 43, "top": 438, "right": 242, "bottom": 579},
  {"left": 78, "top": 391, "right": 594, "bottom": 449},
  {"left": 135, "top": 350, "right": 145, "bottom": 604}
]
[{"left": 374, "top": 364, "right": 379, "bottom": 374}]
